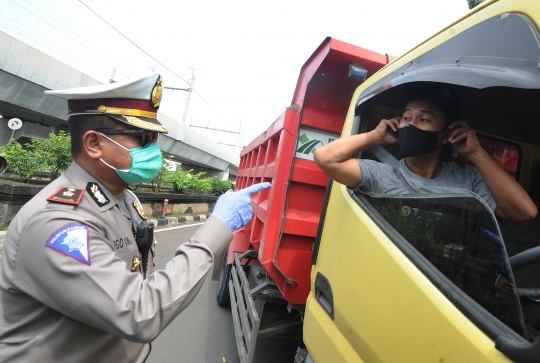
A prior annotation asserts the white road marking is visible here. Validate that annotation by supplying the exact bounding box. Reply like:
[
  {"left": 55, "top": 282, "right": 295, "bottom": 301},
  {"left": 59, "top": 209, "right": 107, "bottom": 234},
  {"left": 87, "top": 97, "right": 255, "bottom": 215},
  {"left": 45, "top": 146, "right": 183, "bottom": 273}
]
[{"left": 154, "top": 223, "right": 204, "bottom": 233}]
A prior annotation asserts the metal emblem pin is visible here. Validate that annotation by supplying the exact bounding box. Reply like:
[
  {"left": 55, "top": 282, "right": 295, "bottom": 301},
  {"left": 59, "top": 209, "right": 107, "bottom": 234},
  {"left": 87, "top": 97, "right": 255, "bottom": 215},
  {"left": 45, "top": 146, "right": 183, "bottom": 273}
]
[
  {"left": 132, "top": 255, "right": 141, "bottom": 272},
  {"left": 133, "top": 201, "right": 148, "bottom": 220}
]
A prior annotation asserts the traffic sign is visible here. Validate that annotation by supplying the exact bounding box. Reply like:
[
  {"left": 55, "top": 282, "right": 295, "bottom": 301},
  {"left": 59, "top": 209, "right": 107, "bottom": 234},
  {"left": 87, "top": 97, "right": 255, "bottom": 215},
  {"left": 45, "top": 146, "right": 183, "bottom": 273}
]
[{"left": 8, "top": 118, "right": 22, "bottom": 130}]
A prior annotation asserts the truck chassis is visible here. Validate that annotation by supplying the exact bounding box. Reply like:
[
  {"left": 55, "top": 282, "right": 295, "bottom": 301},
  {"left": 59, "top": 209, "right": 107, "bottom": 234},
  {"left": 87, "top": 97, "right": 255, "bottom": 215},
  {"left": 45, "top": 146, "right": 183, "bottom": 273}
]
[{"left": 229, "top": 250, "right": 303, "bottom": 363}]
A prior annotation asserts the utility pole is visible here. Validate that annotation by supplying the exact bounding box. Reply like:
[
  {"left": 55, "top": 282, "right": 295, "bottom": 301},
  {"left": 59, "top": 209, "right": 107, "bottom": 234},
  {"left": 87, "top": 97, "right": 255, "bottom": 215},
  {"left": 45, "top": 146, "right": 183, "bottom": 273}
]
[
  {"left": 181, "top": 69, "right": 195, "bottom": 124},
  {"left": 109, "top": 68, "right": 116, "bottom": 83}
]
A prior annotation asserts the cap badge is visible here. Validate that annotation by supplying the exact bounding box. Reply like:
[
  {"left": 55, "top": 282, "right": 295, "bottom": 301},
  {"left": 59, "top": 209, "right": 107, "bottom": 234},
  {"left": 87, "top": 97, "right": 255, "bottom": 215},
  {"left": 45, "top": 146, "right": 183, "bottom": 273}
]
[
  {"left": 86, "top": 182, "right": 110, "bottom": 207},
  {"left": 133, "top": 201, "right": 147, "bottom": 220},
  {"left": 47, "top": 187, "right": 85, "bottom": 205},
  {"left": 132, "top": 255, "right": 141, "bottom": 272},
  {"left": 151, "top": 77, "right": 163, "bottom": 108}
]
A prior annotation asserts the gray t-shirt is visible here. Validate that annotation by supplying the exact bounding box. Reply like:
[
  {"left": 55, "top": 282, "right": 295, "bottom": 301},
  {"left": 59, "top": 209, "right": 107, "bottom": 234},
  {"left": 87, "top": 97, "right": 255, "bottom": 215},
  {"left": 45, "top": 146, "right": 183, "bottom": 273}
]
[{"left": 356, "top": 159, "right": 497, "bottom": 212}]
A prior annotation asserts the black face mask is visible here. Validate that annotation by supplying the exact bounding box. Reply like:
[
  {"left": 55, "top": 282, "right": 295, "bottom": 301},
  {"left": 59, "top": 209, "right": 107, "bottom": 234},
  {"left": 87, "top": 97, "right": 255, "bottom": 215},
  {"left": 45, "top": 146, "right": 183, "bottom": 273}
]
[{"left": 398, "top": 124, "right": 442, "bottom": 157}]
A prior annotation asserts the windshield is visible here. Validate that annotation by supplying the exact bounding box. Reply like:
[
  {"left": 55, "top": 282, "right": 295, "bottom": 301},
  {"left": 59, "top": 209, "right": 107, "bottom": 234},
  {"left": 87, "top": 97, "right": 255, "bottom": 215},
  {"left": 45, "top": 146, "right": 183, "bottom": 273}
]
[{"left": 354, "top": 185, "right": 527, "bottom": 338}]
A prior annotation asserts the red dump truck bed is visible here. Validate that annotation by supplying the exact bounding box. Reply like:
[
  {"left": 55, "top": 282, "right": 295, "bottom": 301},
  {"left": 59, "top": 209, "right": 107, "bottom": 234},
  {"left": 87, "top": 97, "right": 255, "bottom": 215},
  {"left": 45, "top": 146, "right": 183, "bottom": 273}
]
[{"left": 232, "top": 37, "right": 389, "bottom": 304}]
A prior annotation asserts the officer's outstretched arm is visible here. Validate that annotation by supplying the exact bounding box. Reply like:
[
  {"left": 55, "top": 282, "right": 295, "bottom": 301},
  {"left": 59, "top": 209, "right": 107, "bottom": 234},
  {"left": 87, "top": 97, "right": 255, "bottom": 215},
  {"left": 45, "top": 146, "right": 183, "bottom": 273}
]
[
  {"left": 11, "top": 183, "right": 270, "bottom": 343},
  {"left": 211, "top": 182, "right": 271, "bottom": 232}
]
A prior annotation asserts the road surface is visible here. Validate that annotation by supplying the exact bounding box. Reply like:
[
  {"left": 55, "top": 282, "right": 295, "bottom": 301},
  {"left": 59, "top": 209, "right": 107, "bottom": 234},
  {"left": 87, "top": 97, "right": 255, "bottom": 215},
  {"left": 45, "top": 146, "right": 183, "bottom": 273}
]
[{"left": 146, "top": 223, "right": 303, "bottom": 363}]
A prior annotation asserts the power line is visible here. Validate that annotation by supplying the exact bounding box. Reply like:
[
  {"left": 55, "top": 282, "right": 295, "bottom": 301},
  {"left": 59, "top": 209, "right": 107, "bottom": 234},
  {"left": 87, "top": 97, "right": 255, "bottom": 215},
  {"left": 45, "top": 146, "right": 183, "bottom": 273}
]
[
  {"left": 0, "top": 17, "right": 106, "bottom": 76},
  {"left": 193, "top": 89, "right": 229, "bottom": 121},
  {"left": 0, "top": 4, "right": 136, "bottom": 79},
  {"left": 78, "top": 1, "right": 235, "bottom": 126},
  {"left": 20, "top": 0, "right": 141, "bottom": 77},
  {"left": 78, "top": 0, "right": 189, "bottom": 86},
  {"left": 189, "top": 124, "right": 240, "bottom": 134},
  {"left": 3, "top": 0, "right": 235, "bottom": 128}
]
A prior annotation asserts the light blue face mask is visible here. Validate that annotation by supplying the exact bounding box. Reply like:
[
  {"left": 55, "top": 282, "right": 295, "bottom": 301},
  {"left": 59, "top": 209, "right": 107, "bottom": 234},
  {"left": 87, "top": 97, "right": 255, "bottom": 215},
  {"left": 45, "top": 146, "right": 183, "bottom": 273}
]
[{"left": 99, "top": 133, "right": 162, "bottom": 185}]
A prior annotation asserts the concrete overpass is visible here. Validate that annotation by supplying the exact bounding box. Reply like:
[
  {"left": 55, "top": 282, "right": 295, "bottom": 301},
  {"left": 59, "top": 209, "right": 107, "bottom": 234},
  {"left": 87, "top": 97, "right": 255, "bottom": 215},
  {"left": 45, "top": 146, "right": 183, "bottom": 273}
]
[{"left": 0, "top": 30, "right": 238, "bottom": 178}]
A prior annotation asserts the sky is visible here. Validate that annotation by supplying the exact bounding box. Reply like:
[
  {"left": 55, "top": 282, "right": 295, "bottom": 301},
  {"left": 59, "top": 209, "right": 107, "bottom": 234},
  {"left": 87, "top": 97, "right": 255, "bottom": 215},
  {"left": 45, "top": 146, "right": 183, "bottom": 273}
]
[{"left": 0, "top": 0, "right": 471, "bottom": 151}]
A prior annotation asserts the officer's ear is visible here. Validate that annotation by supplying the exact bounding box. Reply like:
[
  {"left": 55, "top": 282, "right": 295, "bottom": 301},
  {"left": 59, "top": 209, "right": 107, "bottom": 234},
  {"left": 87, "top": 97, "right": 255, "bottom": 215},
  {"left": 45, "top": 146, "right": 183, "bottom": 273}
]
[{"left": 81, "top": 130, "right": 103, "bottom": 160}]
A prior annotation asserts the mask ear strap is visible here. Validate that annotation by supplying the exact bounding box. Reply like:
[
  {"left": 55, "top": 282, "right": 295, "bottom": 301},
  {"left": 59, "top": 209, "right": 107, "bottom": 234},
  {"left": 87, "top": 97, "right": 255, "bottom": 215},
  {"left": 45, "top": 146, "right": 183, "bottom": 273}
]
[
  {"left": 99, "top": 158, "right": 118, "bottom": 171},
  {"left": 99, "top": 132, "right": 129, "bottom": 152}
]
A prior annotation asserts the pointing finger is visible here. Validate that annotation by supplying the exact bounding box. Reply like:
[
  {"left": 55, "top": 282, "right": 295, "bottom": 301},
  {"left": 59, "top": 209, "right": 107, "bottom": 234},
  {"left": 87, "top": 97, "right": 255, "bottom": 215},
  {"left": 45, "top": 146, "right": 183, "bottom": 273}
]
[{"left": 242, "top": 182, "right": 271, "bottom": 195}]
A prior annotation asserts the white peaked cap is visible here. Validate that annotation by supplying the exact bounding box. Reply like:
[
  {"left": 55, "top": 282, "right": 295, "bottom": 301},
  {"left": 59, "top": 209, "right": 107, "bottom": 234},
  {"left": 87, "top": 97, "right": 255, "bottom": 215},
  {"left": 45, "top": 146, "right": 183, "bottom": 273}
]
[{"left": 45, "top": 74, "right": 167, "bottom": 133}]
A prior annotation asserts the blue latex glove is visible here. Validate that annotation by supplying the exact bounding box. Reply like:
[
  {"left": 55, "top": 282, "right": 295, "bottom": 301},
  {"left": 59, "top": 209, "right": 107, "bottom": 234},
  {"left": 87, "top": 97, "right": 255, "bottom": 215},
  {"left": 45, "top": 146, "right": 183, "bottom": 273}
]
[{"left": 212, "top": 182, "right": 271, "bottom": 232}]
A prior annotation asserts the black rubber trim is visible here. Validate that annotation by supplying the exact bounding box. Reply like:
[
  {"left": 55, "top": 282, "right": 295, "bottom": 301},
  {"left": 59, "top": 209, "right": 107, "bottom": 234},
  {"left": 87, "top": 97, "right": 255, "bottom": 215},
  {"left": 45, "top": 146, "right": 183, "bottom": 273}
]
[
  {"left": 311, "top": 178, "right": 333, "bottom": 265},
  {"left": 314, "top": 272, "right": 334, "bottom": 320},
  {"left": 351, "top": 192, "right": 524, "bottom": 343},
  {"left": 313, "top": 113, "right": 365, "bottom": 265}
]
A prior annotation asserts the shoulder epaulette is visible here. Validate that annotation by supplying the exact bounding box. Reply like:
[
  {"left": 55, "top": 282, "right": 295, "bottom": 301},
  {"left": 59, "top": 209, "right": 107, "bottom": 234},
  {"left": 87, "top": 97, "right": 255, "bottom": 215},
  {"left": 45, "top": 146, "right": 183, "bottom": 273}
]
[{"left": 47, "top": 187, "right": 85, "bottom": 205}]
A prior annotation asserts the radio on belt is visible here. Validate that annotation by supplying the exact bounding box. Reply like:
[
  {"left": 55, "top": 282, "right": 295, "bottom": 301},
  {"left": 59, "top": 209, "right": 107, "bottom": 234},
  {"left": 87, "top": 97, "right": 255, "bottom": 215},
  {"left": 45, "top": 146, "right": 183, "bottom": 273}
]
[{"left": 136, "top": 221, "right": 154, "bottom": 279}]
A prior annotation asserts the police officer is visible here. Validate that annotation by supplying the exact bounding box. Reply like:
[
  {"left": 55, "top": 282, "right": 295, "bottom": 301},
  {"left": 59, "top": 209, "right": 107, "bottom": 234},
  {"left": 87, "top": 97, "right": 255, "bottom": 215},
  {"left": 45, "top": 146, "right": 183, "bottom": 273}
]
[{"left": 0, "top": 74, "right": 270, "bottom": 363}]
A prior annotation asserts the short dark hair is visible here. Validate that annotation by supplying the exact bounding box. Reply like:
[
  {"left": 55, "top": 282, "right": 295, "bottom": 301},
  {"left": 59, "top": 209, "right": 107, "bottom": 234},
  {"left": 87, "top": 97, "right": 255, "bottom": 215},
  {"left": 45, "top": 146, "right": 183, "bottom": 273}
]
[
  {"left": 68, "top": 114, "right": 119, "bottom": 157},
  {"left": 403, "top": 82, "right": 462, "bottom": 125}
]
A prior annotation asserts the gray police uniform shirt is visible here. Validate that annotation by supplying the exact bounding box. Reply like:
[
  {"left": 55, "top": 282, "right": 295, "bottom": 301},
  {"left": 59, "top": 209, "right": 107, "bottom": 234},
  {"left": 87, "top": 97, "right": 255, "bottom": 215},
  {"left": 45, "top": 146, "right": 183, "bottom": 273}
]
[
  {"left": 356, "top": 159, "right": 498, "bottom": 212},
  {"left": 0, "top": 161, "right": 231, "bottom": 363}
]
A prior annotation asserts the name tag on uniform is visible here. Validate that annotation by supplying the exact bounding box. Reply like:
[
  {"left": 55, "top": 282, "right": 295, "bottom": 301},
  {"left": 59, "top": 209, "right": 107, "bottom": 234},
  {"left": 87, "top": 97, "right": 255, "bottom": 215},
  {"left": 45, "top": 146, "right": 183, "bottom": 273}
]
[{"left": 46, "top": 224, "right": 91, "bottom": 265}]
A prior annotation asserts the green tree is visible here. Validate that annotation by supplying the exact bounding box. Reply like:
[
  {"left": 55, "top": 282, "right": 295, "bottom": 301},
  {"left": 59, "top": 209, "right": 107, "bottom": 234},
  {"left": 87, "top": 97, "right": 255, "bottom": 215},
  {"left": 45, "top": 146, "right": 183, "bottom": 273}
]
[
  {"left": 467, "top": 0, "right": 485, "bottom": 10},
  {"left": 32, "top": 131, "right": 72, "bottom": 180},
  {"left": 164, "top": 168, "right": 206, "bottom": 193},
  {"left": 208, "top": 177, "right": 233, "bottom": 196},
  {"left": 147, "top": 157, "right": 170, "bottom": 192},
  {"left": 0, "top": 139, "right": 41, "bottom": 182}
]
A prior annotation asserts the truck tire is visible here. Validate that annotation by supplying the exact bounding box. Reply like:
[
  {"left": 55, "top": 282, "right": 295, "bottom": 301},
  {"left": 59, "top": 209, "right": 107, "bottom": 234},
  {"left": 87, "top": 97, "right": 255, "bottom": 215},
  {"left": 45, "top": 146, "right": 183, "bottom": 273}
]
[{"left": 216, "top": 246, "right": 232, "bottom": 307}]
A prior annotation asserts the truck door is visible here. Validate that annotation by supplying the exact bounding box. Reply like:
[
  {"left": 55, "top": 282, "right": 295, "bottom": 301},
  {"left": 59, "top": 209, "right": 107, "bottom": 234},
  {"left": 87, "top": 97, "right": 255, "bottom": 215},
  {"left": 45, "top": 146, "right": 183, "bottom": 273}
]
[{"left": 304, "top": 4, "right": 540, "bottom": 362}]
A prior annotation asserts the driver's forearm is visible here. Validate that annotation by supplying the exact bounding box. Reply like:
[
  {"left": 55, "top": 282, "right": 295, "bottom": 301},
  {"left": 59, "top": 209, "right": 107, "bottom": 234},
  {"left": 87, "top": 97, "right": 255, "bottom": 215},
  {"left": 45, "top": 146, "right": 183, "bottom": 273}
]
[
  {"left": 314, "top": 130, "right": 380, "bottom": 167},
  {"left": 468, "top": 150, "right": 537, "bottom": 221}
]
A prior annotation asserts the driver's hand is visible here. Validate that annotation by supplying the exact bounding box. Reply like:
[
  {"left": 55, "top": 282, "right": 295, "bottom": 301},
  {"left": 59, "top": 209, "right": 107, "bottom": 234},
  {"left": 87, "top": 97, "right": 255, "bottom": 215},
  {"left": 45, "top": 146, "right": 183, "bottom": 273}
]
[
  {"left": 447, "top": 121, "right": 482, "bottom": 157},
  {"left": 374, "top": 117, "right": 401, "bottom": 145}
]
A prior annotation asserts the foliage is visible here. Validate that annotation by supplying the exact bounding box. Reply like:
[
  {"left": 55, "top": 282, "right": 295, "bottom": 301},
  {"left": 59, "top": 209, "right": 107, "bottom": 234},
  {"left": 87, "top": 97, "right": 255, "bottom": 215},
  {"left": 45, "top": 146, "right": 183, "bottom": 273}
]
[
  {"left": 1, "top": 135, "right": 232, "bottom": 196},
  {"left": 208, "top": 177, "right": 233, "bottom": 196},
  {"left": 167, "top": 211, "right": 186, "bottom": 218},
  {"left": 32, "top": 131, "right": 72, "bottom": 180},
  {"left": 161, "top": 168, "right": 231, "bottom": 195},
  {"left": 1, "top": 139, "right": 41, "bottom": 182},
  {"left": 0, "top": 222, "right": 9, "bottom": 231},
  {"left": 164, "top": 168, "right": 207, "bottom": 193},
  {"left": 467, "top": 0, "right": 485, "bottom": 10},
  {"left": 147, "top": 157, "right": 170, "bottom": 192},
  {"left": 1, "top": 132, "right": 72, "bottom": 182}
]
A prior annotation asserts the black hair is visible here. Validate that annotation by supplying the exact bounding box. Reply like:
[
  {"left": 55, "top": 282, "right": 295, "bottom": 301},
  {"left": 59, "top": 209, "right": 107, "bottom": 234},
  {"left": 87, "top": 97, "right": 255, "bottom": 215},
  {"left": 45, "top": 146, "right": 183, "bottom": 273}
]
[
  {"left": 403, "top": 82, "right": 462, "bottom": 126},
  {"left": 68, "top": 114, "right": 119, "bottom": 157}
]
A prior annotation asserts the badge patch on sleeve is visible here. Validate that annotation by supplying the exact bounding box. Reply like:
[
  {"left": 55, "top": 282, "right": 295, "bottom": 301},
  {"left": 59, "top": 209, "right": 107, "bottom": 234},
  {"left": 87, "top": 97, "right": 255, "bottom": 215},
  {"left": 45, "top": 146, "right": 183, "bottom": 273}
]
[{"left": 46, "top": 224, "right": 91, "bottom": 265}]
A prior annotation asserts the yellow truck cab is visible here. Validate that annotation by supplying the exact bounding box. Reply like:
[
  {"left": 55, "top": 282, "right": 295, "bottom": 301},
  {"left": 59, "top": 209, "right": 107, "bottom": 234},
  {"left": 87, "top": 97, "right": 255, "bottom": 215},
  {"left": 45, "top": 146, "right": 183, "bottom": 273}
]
[{"left": 303, "top": 0, "right": 540, "bottom": 362}]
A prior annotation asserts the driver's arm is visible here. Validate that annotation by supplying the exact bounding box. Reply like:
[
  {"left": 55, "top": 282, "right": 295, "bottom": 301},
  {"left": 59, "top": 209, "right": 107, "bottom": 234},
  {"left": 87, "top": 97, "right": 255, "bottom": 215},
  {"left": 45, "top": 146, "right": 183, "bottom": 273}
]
[
  {"left": 447, "top": 121, "right": 537, "bottom": 222},
  {"left": 314, "top": 118, "right": 399, "bottom": 187}
]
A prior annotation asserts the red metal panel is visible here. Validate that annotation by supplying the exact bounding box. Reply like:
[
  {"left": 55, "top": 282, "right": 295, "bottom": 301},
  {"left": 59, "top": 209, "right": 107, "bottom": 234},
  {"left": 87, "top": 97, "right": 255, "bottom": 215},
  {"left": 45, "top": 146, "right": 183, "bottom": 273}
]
[
  {"left": 227, "top": 227, "right": 252, "bottom": 265},
  {"left": 235, "top": 38, "right": 388, "bottom": 303},
  {"left": 291, "top": 158, "right": 328, "bottom": 187},
  {"left": 283, "top": 210, "right": 320, "bottom": 237}
]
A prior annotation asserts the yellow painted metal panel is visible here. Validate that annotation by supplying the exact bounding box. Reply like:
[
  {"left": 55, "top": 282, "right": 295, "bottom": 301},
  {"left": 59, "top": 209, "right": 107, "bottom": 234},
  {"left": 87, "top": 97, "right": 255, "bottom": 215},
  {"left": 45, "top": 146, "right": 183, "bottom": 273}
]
[
  {"left": 303, "top": 295, "right": 365, "bottom": 363},
  {"left": 307, "top": 184, "right": 513, "bottom": 362},
  {"left": 306, "top": 1, "right": 540, "bottom": 361}
]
